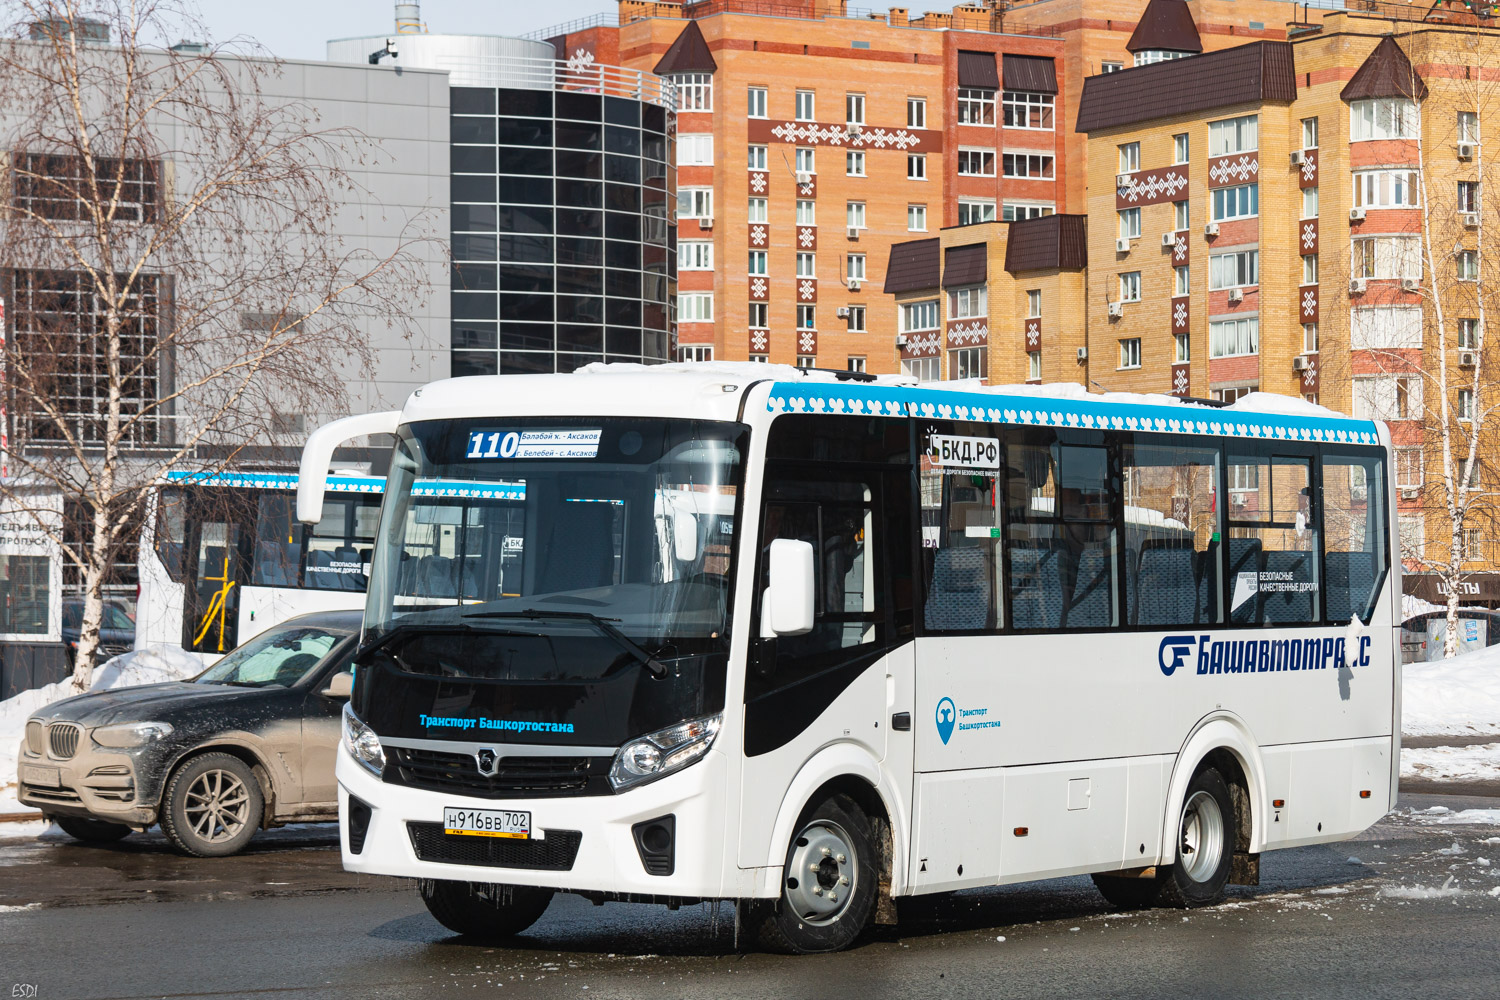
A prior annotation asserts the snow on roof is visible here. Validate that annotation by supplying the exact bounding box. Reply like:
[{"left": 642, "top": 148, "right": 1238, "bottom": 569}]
[{"left": 575, "top": 361, "right": 917, "bottom": 387}]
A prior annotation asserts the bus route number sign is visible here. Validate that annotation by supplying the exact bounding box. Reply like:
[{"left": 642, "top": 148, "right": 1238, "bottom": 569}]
[
  {"left": 929, "top": 434, "right": 1000, "bottom": 471},
  {"left": 466, "top": 429, "right": 602, "bottom": 460}
]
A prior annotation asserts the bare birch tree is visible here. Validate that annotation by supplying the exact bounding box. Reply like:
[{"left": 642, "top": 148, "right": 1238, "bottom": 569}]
[{"left": 0, "top": 0, "right": 435, "bottom": 688}]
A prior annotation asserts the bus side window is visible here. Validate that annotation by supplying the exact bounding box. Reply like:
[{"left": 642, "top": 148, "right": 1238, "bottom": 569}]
[
  {"left": 1123, "top": 440, "right": 1222, "bottom": 626},
  {"left": 251, "top": 494, "right": 302, "bottom": 587},
  {"left": 920, "top": 423, "right": 1002, "bottom": 632},
  {"left": 1225, "top": 449, "right": 1318, "bottom": 625},
  {"left": 1322, "top": 451, "right": 1388, "bottom": 624}
]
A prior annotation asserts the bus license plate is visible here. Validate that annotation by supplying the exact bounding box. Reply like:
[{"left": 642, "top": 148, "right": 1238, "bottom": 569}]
[{"left": 443, "top": 807, "right": 530, "bottom": 839}]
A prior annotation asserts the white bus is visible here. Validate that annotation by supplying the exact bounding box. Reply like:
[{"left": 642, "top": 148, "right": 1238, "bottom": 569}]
[
  {"left": 299, "top": 365, "right": 1398, "bottom": 954},
  {"left": 137, "top": 470, "right": 391, "bottom": 660}
]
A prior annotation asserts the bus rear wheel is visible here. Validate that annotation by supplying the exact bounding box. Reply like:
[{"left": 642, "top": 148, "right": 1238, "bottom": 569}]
[
  {"left": 1158, "top": 766, "right": 1235, "bottom": 908},
  {"left": 418, "top": 880, "right": 554, "bottom": 942},
  {"left": 744, "top": 793, "right": 877, "bottom": 954}
]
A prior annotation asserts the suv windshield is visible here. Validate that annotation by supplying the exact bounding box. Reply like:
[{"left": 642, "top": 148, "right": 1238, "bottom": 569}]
[
  {"left": 363, "top": 417, "right": 746, "bottom": 679},
  {"left": 196, "top": 626, "right": 344, "bottom": 687}
]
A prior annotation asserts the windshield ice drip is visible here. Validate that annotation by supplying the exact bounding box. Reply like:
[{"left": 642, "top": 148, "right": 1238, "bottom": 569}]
[{"left": 196, "top": 627, "right": 341, "bottom": 687}]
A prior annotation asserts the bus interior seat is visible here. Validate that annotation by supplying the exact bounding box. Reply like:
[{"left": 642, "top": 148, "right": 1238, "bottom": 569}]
[
  {"left": 926, "top": 546, "right": 991, "bottom": 631},
  {"left": 305, "top": 548, "right": 334, "bottom": 585},
  {"left": 1326, "top": 549, "right": 1376, "bottom": 623},
  {"left": 1010, "top": 542, "right": 1063, "bottom": 629},
  {"left": 1132, "top": 539, "right": 1199, "bottom": 625},
  {"left": 418, "top": 555, "right": 458, "bottom": 598},
  {"left": 1064, "top": 544, "right": 1113, "bottom": 628},
  {"left": 333, "top": 546, "right": 365, "bottom": 590},
  {"left": 255, "top": 541, "right": 294, "bottom": 586},
  {"left": 1262, "top": 549, "right": 1316, "bottom": 622}
]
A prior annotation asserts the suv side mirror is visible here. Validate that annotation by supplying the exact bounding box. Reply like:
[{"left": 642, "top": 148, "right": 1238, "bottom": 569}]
[
  {"left": 320, "top": 670, "right": 354, "bottom": 699},
  {"left": 761, "top": 538, "right": 815, "bottom": 638}
]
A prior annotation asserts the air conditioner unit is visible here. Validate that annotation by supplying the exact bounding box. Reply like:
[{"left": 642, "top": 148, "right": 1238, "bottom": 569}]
[
  {"left": 1116, "top": 238, "right": 1132, "bottom": 253},
  {"left": 1290, "top": 150, "right": 1305, "bottom": 166},
  {"left": 1349, "top": 277, "right": 1367, "bottom": 294},
  {"left": 1162, "top": 231, "right": 1177, "bottom": 248},
  {"left": 699, "top": 216, "right": 714, "bottom": 230},
  {"left": 796, "top": 171, "right": 812, "bottom": 185},
  {"left": 1076, "top": 347, "right": 1089, "bottom": 362},
  {"left": 1227, "top": 287, "right": 1244, "bottom": 303},
  {"left": 1463, "top": 212, "right": 1480, "bottom": 227},
  {"left": 847, "top": 122, "right": 862, "bottom": 136},
  {"left": 1116, "top": 172, "right": 1133, "bottom": 187},
  {"left": 1107, "top": 301, "right": 1124, "bottom": 318},
  {"left": 896, "top": 334, "right": 909, "bottom": 348},
  {"left": 1349, "top": 207, "right": 1367, "bottom": 222},
  {"left": 1460, "top": 350, "right": 1479, "bottom": 367},
  {"left": 1401, "top": 277, "right": 1420, "bottom": 291},
  {"left": 847, "top": 279, "right": 861, "bottom": 292},
  {"left": 1292, "top": 355, "right": 1311, "bottom": 372},
  {"left": 1231, "top": 492, "right": 1249, "bottom": 507},
  {"left": 1204, "top": 222, "right": 1220, "bottom": 237},
  {"left": 836, "top": 306, "right": 850, "bottom": 318},
  {"left": 847, "top": 226, "right": 860, "bottom": 240},
  {"left": 1401, "top": 487, "right": 1421, "bottom": 499},
  {"left": 1458, "top": 142, "right": 1475, "bottom": 160}
]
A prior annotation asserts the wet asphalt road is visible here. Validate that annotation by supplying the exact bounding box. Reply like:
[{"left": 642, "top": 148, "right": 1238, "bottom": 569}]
[{"left": 2, "top": 793, "right": 1499, "bottom": 1000}]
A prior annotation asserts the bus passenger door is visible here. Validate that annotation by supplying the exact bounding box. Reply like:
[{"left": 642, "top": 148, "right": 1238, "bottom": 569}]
[{"left": 181, "top": 490, "right": 253, "bottom": 656}]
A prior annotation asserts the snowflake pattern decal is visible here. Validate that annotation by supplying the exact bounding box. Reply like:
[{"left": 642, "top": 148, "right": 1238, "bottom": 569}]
[
  {"left": 1025, "top": 320, "right": 1041, "bottom": 349},
  {"left": 769, "top": 122, "right": 925, "bottom": 150},
  {"left": 1301, "top": 151, "right": 1318, "bottom": 184},
  {"left": 798, "top": 180, "right": 816, "bottom": 197},
  {"left": 750, "top": 329, "right": 768, "bottom": 353},
  {"left": 751, "top": 277, "right": 767, "bottom": 299},
  {"left": 1173, "top": 300, "right": 1189, "bottom": 330},
  {"left": 1302, "top": 289, "right": 1317, "bottom": 318},
  {"left": 947, "top": 321, "right": 988, "bottom": 347},
  {"left": 1173, "top": 234, "right": 1189, "bottom": 263},
  {"left": 1302, "top": 222, "right": 1317, "bottom": 252},
  {"left": 1302, "top": 361, "right": 1319, "bottom": 388},
  {"left": 1209, "top": 154, "right": 1259, "bottom": 186},
  {"left": 798, "top": 227, "right": 816, "bottom": 249},
  {"left": 798, "top": 279, "right": 816, "bottom": 301},
  {"left": 1173, "top": 366, "right": 1190, "bottom": 395},
  {"left": 904, "top": 332, "right": 940, "bottom": 358},
  {"left": 750, "top": 225, "right": 767, "bottom": 246},
  {"left": 750, "top": 171, "right": 767, "bottom": 194},
  {"left": 1118, "top": 170, "right": 1189, "bottom": 205},
  {"left": 565, "top": 48, "right": 596, "bottom": 73},
  {"left": 798, "top": 330, "right": 817, "bottom": 354}
]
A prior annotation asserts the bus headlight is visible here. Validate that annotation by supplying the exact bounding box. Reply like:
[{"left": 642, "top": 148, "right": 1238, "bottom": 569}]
[
  {"left": 342, "top": 702, "right": 385, "bottom": 776},
  {"left": 609, "top": 713, "right": 721, "bottom": 792}
]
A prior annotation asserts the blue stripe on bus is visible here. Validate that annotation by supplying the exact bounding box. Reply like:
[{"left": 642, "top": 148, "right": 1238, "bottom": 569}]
[
  {"left": 163, "top": 469, "right": 528, "bottom": 500},
  {"left": 765, "top": 383, "right": 1382, "bottom": 447}
]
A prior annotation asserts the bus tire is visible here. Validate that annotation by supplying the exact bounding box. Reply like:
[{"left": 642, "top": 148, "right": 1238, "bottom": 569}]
[
  {"left": 1157, "top": 766, "right": 1235, "bottom": 908},
  {"left": 746, "top": 793, "right": 877, "bottom": 954},
  {"left": 419, "top": 880, "right": 553, "bottom": 942}
]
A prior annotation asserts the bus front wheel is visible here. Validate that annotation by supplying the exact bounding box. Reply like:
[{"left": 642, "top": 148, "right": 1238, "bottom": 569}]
[
  {"left": 744, "top": 793, "right": 877, "bottom": 954},
  {"left": 419, "top": 880, "right": 554, "bottom": 942}
]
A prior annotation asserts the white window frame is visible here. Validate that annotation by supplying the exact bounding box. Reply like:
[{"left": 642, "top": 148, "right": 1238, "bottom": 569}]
[
  {"left": 748, "top": 302, "right": 768, "bottom": 328},
  {"left": 846, "top": 92, "right": 866, "bottom": 126},
  {"left": 795, "top": 147, "right": 816, "bottom": 175},
  {"left": 796, "top": 252, "right": 816, "bottom": 278},
  {"left": 1459, "top": 317, "right": 1480, "bottom": 348},
  {"left": 1119, "top": 271, "right": 1142, "bottom": 303},
  {"left": 1118, "top": 142, "right": 1140, "bottom": 172},
  {"left": 1351, "top": 306, "right": 1423, "bottom": 348},
  {"left": 1350, "top": 98, "right": 1418, "bottom": 141},
  {"left": 679, "top": 292, "right": 714, "bottom": 322},
  {"left": 1003, "top": 153, "right": 1054, "bottom": 179},
  {"left": 677, "top": 133, "right": 714, "bottom": 166},
  {"left": 847, "top": 253, "right": 866, "bottom": 281},
  {"left": 795, "top": 90, "right": 816, "bottom": 121},
  {"left": 1458, "top": 249, "right": 1479, "bottom": 282},
  {"left": 957, "top": 87, "right": 996, "bottom": 126},
  {"left": 1028, "top": 351, "right": 1042, "bottom": 380},
  {"left": 747, "top": 86, "right": 768, "bottom": 119},
  {"left": 949, "top": 346, "right": 988, "bottom": 380},
  {"left": 903, "top": 356, "right": 940, "bottom": 382},
  {"left": 1303, "top": 322, "right": 1319, "bottom": 353},
  {"left": 1208, "top": 114, "right": 1258, "bottom": 155},
  {"left": 959, "top": 199, "right": 997, "bottom": 224},
  {"left": 797, "top": 303, "right": 817, "bottom": 329},
  {"left": 846, "top": 150, "right": 865, "bottom": 177},
  {"left": 847, "top": 305, "right": 867, "bottom": 332},
  {"left": 1351, "top": 236, "right": 1422, "bottom": 280},
  {"left": 675, "top": 73, "right": 713, "bottom": 112},
  {"left": 846, "top": 201, "right": 866, "bottom": 229},
  {"left": 1303, "top": 254, "right": 1318, "bottom": 286},
  {"left": 957, "top": 147, "right": 996, "bottom": 177},
  {"left": 679, "top": 240, "right": 713, "bottom": 270},
  {"left": 1118, "top": 207, "right": 1141, "bottom": 239},
  {"left": 901, "top": 299, "right": 939, "bottom": 332},
  {"left": 797, "top": 200, "right": 816, "bottom": 226},
  {"left": 748, "top": 250, "right": 767, "bottom": 276},
  {"left": 908, "top": 203, "right": 928, "bottom": 232},
  {"left": 907, "top": 97, "right": 926, "bottom": 128},
  {"left": 1173, "top": 132, "right": 1189, "bottom": 164},
  {"left": 1460, "top": 180, "right": 1481, "bottom": 214},
  {"left": 1175, "top": 332, "right": 1190, "bottom": 362},
  {"left": 1209, "top": 249, "right": 1259, "bottom": 290},
  {"left": 1353, "top": 169, "right": 1419, "bottom": 209},
  {"left": 1459, "top": 110, "right": 1481, "bottom": 144},
  {"left": 748, "top": 198, "right": 768, "bottom": 223},
  {"left": 1353, "top": 374, "right": 1423, "bottom": 421},
  {"left": 1301, "top": 117, "right": 1319, "bottom": 149},
  {"left": 1002, "top": 91, "right": 1054, "bottom": 130},
  {"left": 908, "top": 153, "right": 927, "bottom": 180},
  {"left": 1396, "top": 447, "right": 1423, "bottom": 489},
  {"left": 747, "top": 144, "right": 768, "bottom": 171},
  {"left": 1459, "top": 387, "right": 1476, "bottom": 421},
  {"left": 847, "top": 355, "right": 867, "bottom": 373},
  {"left": 677, "top": 344, "right": 714, "bottom": 363},
  {"left": 1027, "top": 289, "right": 1042, "bottom": 318},
  {"left": 1302, "top": 186, "right": 1319, "bottom": 219},
  {"left": 1119, "top": 338, "right": 1142, "bottom": 369},
  {"left": 1212, "top": 183, "right": 1259, "bottom": 221},
  {"left": 1174, "top": 200, "right": 1190, "bottom": 230},
  {"left": 949, "top": 285, "right": 987, "bottom": 319},
  {"left": 1002, "top": 202, "right": 1053, "bottom": 221},
  {"left": 1174, "top": 265, "right": 1190, "bottom": 296},
  {"left": 1209, "top": 316, "right": 1259, "bottom": 358},
  {"left": 677, "top": 187, "right": 713, "bottom": 220}
]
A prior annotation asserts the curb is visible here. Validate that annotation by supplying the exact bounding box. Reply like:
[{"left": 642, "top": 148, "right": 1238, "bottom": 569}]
[{"left": 0, "top": 811, "right": 45, "bottom": 824}]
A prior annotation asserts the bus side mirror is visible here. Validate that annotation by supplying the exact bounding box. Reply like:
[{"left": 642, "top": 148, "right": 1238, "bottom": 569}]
[
  {"left": 761, "top": 539, "right": 815, "bottom": 638},
  {"left": 673, "top": 510, "right": 700, "bottom": 563},
  {"left": 321, "top": 671, "right": 354, "bottom": 699}
]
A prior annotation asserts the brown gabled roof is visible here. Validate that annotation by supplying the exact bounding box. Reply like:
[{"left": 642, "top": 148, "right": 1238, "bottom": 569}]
[
  {"left": 942, "top": 244, "right": 988, "bottom": 288},
  {"left": 884, "top": 237, "right": 941, "bottom": 294},
  {"left": 957, "top": 50, "right": 1000, "bottom": 89},
  {"left": 1002, "top": 54, "right": 1058, "bottom": 95},
  {"left": 1340, "top": 36, "right": 1427, "bottom": 102},
  {"left": 1004, "top": 215, "right": 1087, "bottom": 273},
  {"left": 1126, "top": 0, "right": 1203, "bottom": 54},
  {"left": 1075, "top": 40, "right": 1295, "bottom": 133},
  {"left": 653, "top": 20, "right": 716, "bottom": 76}
]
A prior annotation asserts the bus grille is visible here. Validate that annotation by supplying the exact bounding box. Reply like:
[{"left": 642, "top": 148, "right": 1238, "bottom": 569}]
[
  {"left": 406, "top": 823, "right": 582, "bottom": 871},
  {"left": 387, "top": 747, "right": 609, "bottom": 798},
  {"left": 48, "top": 723, "right": 82, "bottom": 760}
]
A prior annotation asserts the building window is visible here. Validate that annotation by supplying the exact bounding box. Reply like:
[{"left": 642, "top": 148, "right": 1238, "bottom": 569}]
[
  {"left": 797, "top": 304, "right": 816, "bottom": 329},
  {"left": 957, "top": 148, "right": 996, "bottom": 176},
  {"left": 908, "top": 154, "right": 927, "bottom": 180},
  {"left": 1213, "top": 384, "right": 1258, "bottom": 404},
  {"left": 1208, "top": 114, "right": 1258, "bottom": 155},
  {"left": 1003, "top": 91, "right": 1054, "bottom": 129},
  {"left": 1353, "top": 374, "right": 1422, "bottom": 420},
  {"left": 1002, "top": 202, "right": 1052, "bottom": 220},
  {"left": 797, "top": 355, "right": 816, "bottom": 369},
  {"left": 677, "top": 134, "right": 713, "bottom": 165},
  {"left": 748, "top": 250, "right": 767, "bottom": 275},
  {"left": 1174, "top": 200, "right": 1190, "bottom": 230},
  {"left": 959, "top": 199, "right": 997, "bottom": 224},
  {"left": 795, "top": 147, "right": 816, "bottom": 175},
  {"left": 679, "top": 292, "right": 714, "bottom": 322},
  {"left": 1118, "top": 207, "right": 1141, "bottom": 239},
  {"left": 677, "top": 187, "right": 713, "bottom": 219},
  {"left": 1028, "top": 351, "right": 1042, "bottom": 379},
  {"left": 1175, "top": 332, "right": 1190, "bottom": 362},
  {"left": 846, "top": 201, "right": 866, "bottom": 229},
  {"left": 957, "top": 87, "right": 996, "bottom": 125},
  {"left": 1351, "top": 306, "right": 1422, "bottom": 348},
  {"left": 1134, "top": 49, "right": 1190, "bottom": 66},
  {"left": 1301, "top": 117, "right": 1319, "bottom": 149},
  {"left": 1459, "top": 388, "right": 1475, "bottom": 421},
  {"left": 1352, "top": 236, "right": 1421, "bottom": 280},
  {"left": 748, "top": 197, "right": 768, "bottom": 223},
  {"left": 1209, "top": 316, "right": 1259, "bottom": 358},
  {"left": 950, "top": 346, "right": 988, "bottom": 380},
  {"left": 797, "top": 200, "right": 816, "bottom": 226},
  {"left": 908, "top": 97, "right": 926, "bottom": 128},
  {"left": 675, "top": 73, "right": 712, "bottom": 112},
  {"left": 1209, "top": 249, "right": 1259, "bottom": 289},
  {"left": 1460, "top": 181, "right": 1481, "bottom": 214},
  {"left": 750, "top": 354, "right": 769, "bottom": 363},
  {"left": 1396, "top": 447, "right": 1423, "bottom": 489},
  {"left": 1175, "top": 265, "right": 1190, "bottom": 296},
  {"left": 1302, "top": 254, "right": 1318, "bottom": 285},
  {"left": 795, "top": 89, "right": 815, "bottom": 121},
  {"left": 1460, "top": 317, "right": 1480, "bottom": 348},
  {"left": 901, "top": 299, "right": 939, "bottom": 332},
  {"left": 1119, "top": 271, "right": 1141, "bottom": 302},
  {"left": 796, "top": 252, "right": 816, "bottom": 278},
  {"left": 903, "top": 356, "right": 940, "bottom": 382},
  {"left": 847, "top": 253, "right": 866, "bottom": 281},
  {"left": 1119, "top": 338, "right": 1142, "bottom": 369},
  {"left": 1003, "top": 153, "right": 1054, "bottom": 179},
  {"left": 748, "top": 86, "right": 767, "bottom": 118},
  {"left": 846, "top": 92, "right": 866, "bottom": 125},
  {"left": 847, "top": 305, "right": 867, "bottom": 331},
  {"left": 908, "top": 204, "right": 927, "bottom": 231},
  {"left": 1351, "top": 98, "right": 1418, "bottom": 141},
  {"left": 747, "top": 144, "right": 768, "bottom": 171},
  {"left": 1459, "top": 110, "right": 1481, "bottom": 144},
  {"left": 1027, "top": 289, "right": 1042, "bottom": 317},
  {"left": 847, "top": 355, "right": 867, "bottom": 372},
  {"left": 949, "top": 285, "right": 987, "bottom": 319},
  {"left": 1303, "top": 322, "right": 1319, "bottom": 353},
  {"left": 1302, "top": 187, "right": 1318, "bottom": 219},
  {"left": 677, "top": 345, "right": 714, "bottom": 362},
  {"left": 1101, "top": 61, "right": 1123, "bottom": 73},
  {"left": 13, "top": 153, "right": 159, "bottom": 222},
  {"left": 847, "top": 150, "right": 865, "bottom": 176},
  {"left": 1353, "top": 169, "right": 1419, "bottom": 209},
  {"left": 1459, "top": 250, "right": 1479, "bottom": 281},
  {"left": 1173, "top": 133, "right": 1189, "bottom": 164},
  {"left": 1118, "top": 142, "right": 1140, "bottom": 172},
  {"left": 1211, "top": 183, "right": 1258, "bottom": 221},
  {"left": 748, "top": 302, "right": 768, "bottom": 328},
  {"left": 679, "top": 241, "right": 713, "bottom": 270}
]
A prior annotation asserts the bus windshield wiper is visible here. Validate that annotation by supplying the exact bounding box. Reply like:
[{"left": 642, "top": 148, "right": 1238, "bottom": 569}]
[
  {"left": 463, "top": 609, "right": 670, "bottom": 678},
  {"left": 353, "top": 621, "right": 480, "bottom": 663}
]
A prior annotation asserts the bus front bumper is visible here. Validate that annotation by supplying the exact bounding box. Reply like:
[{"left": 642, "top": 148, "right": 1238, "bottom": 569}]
[{"left": 335, "top": 746, "right": 733, "bottom": 899}]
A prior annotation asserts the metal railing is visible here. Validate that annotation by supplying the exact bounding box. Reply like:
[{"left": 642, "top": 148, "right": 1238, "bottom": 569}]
[
  {"left": 429, "top": 53, "right": 676, "bottom": 109},
  {"left": 1288, "top": 0, "right": 1500, "bottom": 27},
  {"left": 521, "top": 13, "right": 623, "bottom": 40}
]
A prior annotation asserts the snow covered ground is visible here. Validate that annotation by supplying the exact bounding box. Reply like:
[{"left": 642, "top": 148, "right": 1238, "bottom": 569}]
[
  {"left": 0, "top": 647, "right": 203, "bottom": 814},
  {"left": 1402, "top": 643, "right": 1500, "bottom": 738},
  {"left": 1402, "top": 744, "right": 1500, "bottom": 783}
]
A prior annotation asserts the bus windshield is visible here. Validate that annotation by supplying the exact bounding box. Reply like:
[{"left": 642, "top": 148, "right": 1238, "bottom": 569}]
[{"left": 364, "top": 417, "right": 746, "bottom": 676}]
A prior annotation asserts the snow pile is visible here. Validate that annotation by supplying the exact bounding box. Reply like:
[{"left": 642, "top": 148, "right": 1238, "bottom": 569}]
[
  {"left": 1402, "top": 744, "right": 1500, "bottom": 783},
  {"left": 0, "top": 646, "right": 202, "bottom": 813},
  {"left": 1380, "top": 877, "right": 1466, "bottom": 900},
  {"left": 1402, "top": 643, "right": 1500, "bottom": 737},
  {"left": 1402, "top": 594, "right": 1446, "bottom": 619},
  {"left": 1407, "top": 806, "right": 1500, "bottom": 826}
]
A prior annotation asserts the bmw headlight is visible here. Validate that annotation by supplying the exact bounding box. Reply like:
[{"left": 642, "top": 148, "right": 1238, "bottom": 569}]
[
  {"left": 92, "top": 722, "right": 174, "bottom": 748},
  {"left": 609, "top": 713, "right": 721, "bottom": 792},
  {"left": 342, "top": 702, "right": 385, "bottom": 776}
]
